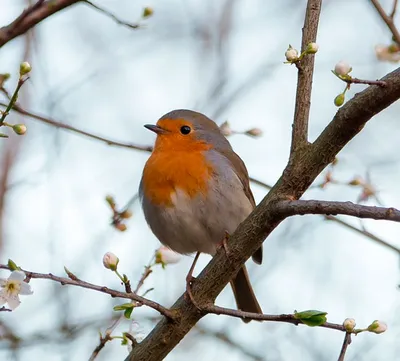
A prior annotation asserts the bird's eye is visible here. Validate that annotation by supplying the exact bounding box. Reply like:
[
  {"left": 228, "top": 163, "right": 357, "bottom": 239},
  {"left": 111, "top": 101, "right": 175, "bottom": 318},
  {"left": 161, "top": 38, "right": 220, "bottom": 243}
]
[{"left": 180, "top": 125, "right": 191, "bottom": 135}]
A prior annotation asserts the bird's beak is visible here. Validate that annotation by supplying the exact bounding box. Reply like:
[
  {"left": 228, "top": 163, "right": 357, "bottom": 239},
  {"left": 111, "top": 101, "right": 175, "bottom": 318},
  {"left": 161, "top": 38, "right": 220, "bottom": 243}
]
[{"left": 144, "top": 124, "right": 168, "bottom": 135}]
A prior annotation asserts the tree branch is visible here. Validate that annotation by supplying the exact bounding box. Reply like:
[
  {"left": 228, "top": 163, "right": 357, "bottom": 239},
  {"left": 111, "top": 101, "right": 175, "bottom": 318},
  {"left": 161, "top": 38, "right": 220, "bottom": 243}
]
[
  {"left": 203, "top": 304, "right": 346, "bottom": 332},
  {"left": 337, "top": 333, "right": 352, "bottom": 361},
  {"left": 0, "top": 264, "right": 174, "bottom": 319},
  {"left": 370, "top": 0, "right": 400, "bottom": 45},
  {"left": 274, "top": 200, "right": 400, "bottom": 222},
  {"left": 0, "top": 0, "right": 82, "bottom": 48},
  {"left": 0, "top": 102, "right": 152, "bottom": 152},
  {"left": 290, "top": 0, "right": 322, "bottom": 155},
  {"left": 125, "top": 64, "right": 400, "bottom": 361}
]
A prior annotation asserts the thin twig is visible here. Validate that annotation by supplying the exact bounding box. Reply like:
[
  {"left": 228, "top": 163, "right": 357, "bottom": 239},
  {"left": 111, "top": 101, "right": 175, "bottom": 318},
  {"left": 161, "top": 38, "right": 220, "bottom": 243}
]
[
  {"left": 0, "top": 102, "right": 152, "bottom": 152},
  {"left": 0, "top": 77, "right": 29, "bottom": 125},
  {"left": 274, "top": 200, "right": 400, "bottom": 222},
  {"left": 337, "top": 333, "right": 352, "bottom": 361},
  {"left": 0, "top": 264, "right": 175, "bottom": 319},
  {"left": 345, "top": 77, "right": 387, "bottom": 87},
  {"left": 290, "top": 0, "right": 322, "bottom": 155},
  {"left": 83, "top": 0, "right": 140, "bottom": 29},
  {"left": 204, "top": 304, "right": 346, "bottom": 332},
  {"left": 89, "top": 333, "right": 112, "bottom": 361},
  {"left": 391, "top": 0, "right": 398, "bottom": 18},
  {"left": 370, "top": 0, "right": 400, "bottom": 45}
]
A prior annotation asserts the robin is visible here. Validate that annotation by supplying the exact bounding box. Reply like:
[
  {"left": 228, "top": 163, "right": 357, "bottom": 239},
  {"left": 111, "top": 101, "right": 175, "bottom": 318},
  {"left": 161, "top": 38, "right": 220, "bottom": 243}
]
[{"left": 139, "top": 109, "right": 262, "bottom": 318}]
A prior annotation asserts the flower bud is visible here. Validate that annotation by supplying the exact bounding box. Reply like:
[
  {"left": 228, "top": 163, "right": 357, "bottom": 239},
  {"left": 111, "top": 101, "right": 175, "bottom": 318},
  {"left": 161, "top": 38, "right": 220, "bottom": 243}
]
[
  {"left": 105, "top": 195, "right": 115, "bottom": 208},
  {"left": 13, "top": 124, "right": 27, "bottom": 135},
  {"left": 245, "top": 128, "right": 263, "bottom": 137},
  {"left": 219, "top": 121, "right": 232, "bottom": 136},
  {"left": 306, "top": 42, "right": 319, "bottom": 54},
  {"left": 103, "top": 252, "right": 119, "bottom": 271},
  {"left": 367, "top": 320, "right": 387, "bottom": 334},
  {"left": 334, "top": 93, "right": 345, "bottom": 107},
  {"left": 155, "top": 246, "right": 181, "bottom": 266},
  {"left": 343, "top": 318, "right": 356, "bottom": 332},
  {"left": 334, "top": 61, "right": 351, "bottom": 76},
  {"left": 115, "top": 223, "right": 127, "bottom": 232},
  {"left": 285, "top": 46, "right": 298, "bottom": 62},
  {"left": 142, "top": 7, "right": 153, "bottom": 18},
  {"left": 19, "top": 62, "right": 32, "bottom": 76},
  {"left": 348, "top": 177, "right": 363, "bottom": 186}
]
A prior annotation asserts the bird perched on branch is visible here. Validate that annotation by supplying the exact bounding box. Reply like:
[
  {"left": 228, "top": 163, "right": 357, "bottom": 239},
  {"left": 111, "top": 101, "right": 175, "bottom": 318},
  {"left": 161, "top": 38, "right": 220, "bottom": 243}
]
[{"left": 139, "top": 109, "right": 262, "bottom": 320}]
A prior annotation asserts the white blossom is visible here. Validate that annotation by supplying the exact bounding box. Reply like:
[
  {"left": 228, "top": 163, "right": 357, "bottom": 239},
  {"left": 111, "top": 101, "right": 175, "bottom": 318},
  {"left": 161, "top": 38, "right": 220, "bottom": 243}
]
[
  {"left": 334, "top": 61, "right": 351, "bottom": 76},
  {"left": 155, "top": 246, "right": 181, "bottom": 265},
  {"left": 343, "top": 318, "right": 356, "bottom": 332},
  {"left": 0, "top": 271, "right": 33, "bottom": 310},
  {"left": 103, "top": 252, "right": 119, "bottom": 271},
  {"left": 285, "top": 47, "right": 298, "bottom": 62},
  {"left": 368, "top": 320, "right": 387, "bottom": 334}
]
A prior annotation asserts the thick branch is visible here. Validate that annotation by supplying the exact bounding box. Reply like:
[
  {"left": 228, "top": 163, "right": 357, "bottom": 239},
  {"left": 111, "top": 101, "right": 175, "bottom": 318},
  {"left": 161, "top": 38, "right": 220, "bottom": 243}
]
[
  {"left": 0, "top": 0, "right": 82, "bottom": 48},
  {"left": 0, "top": 264, "right": 174, "bottom": 319},
  {"left": 274, "top": 200, "right": 400, "bottom": 222},
  {"left": 370, "top": 0, "right": 400, "bottom": 45},
  {"left": 290, "top": 0, "right": 322, "bottom": 154},
  {"left": 126, "top": 66, "right": 400, "bottom": 361}
]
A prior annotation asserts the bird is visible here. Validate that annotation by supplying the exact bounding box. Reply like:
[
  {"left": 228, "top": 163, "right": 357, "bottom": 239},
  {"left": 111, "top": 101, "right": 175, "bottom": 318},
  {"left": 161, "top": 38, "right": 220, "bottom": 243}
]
[{"left": 139, "top": 109, "right": 262, "bottom": 318}]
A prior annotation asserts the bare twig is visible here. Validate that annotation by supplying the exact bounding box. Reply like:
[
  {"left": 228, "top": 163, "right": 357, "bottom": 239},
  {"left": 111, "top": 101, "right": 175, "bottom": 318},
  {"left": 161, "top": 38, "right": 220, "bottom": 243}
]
[
  {"left": 83, "top": 0, "right": 140, "bottom": 29},
  {"left": 325, "top": 215, "right": 400, "bottom": 254},
  {"left": 344, "top": 77, "right": 387, "bottom": 87},
  {"left": 337, "top": 333, "right": 352, "bottom": 361},
  {"left": 391, "top": 0, "right": 398, "bottom": 18},
  {"left": 290, "top": 0, "right": 322, "bottom": 155},
  {"left": 0, "top": 77, "right": 29, "bottom": 125},
  {"left": 0, "top": 103, "right": 153, "bottom": 152},
  {"left": 0, "top": 264, "right": 175, "bottom": 319},
  {"left": 89, "top": 333, "right": 112, "bottom": 361},
  {"left": 370, "top": 0, "right": 400, "bottom": 45},
  {"left": 204, "top": 304, "right": 346, "bottom": 332},
  {"left": 274, "top": 200, "right": 400, "bottom": 222}
]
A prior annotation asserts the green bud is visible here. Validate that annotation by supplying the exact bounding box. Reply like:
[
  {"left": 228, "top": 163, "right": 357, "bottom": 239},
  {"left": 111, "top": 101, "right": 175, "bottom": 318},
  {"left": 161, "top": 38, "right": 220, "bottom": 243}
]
[
  {"left": 13, "top": 124, "right": 27, "bottom": 135},
  {"left": 334, "top": 93, "right": 345, "bottom": 107},
  {"left": 19, "top": 62, "right": 32, "bottom": 76},
  {"left": 7, "top": 259, "right": 19, "bottom": 271},
  {"left": 113, "top": 302, "right": 134, "bottom": 311},
  {"left": 142, "top": 7, "right": 153, "bottom": 18},
  {"left": 124, "top": 307, "right": 134, "bottom": 319},
  {"left": 294, "top": 309, "right": 328, "bottom": 327},
  {"left": 306, "top": 42, "right": 319, "bottom": 54}
]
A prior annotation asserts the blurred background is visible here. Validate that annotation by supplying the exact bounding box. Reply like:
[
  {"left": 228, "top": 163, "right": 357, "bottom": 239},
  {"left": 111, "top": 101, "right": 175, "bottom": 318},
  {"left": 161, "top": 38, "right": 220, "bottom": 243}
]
[{"left": 0, "top": 0, "right": 399, "bottom": 360}]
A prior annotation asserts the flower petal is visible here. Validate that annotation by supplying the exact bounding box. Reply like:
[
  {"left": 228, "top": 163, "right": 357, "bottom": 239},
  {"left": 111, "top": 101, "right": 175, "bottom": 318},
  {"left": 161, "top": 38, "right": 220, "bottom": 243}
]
[
  {"left": 19, "top": 282, "right": 33, "bottom": 295},
  {"left": 7, "top": 294, "right": 20, "bottom": 310},
  {"left": 8, "top": 271, "right": 26, "bottom": 282},
  {"left": 0, "top": 279, "right": 6, "bottom": 287}
]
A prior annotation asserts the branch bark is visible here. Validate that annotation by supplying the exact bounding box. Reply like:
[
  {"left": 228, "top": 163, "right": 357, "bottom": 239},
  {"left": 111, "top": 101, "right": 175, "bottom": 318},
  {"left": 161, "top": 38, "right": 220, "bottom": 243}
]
[
  {"left": 0, "top": 0, "right": 82, "bottom": 48},
  {"left": 125, "top": 65, "right": 400, "bottom": 361},
  {"left": 274, "top": 200, "right": 400, "bottom": 222},
  {"left": 0, "top": 264, "right": 174, "bottom": 319},
  {"left": 290, "top": 0, "right": 322, "bottom": 155}
]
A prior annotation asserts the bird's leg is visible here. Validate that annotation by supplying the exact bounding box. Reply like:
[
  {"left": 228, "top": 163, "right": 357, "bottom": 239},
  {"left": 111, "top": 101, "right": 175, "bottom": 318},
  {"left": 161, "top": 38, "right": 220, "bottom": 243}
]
[{"left": 185, "top": 251, "right": 201, "bottom": 309}]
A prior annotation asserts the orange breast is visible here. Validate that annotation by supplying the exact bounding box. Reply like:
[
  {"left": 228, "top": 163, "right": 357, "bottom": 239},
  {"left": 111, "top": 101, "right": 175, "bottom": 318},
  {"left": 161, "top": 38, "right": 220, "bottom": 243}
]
[{"left": 142, "top": 150, "right": 214, "bottom": 207}]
